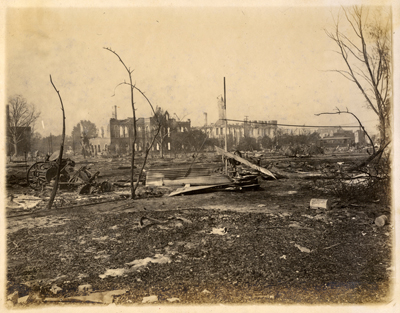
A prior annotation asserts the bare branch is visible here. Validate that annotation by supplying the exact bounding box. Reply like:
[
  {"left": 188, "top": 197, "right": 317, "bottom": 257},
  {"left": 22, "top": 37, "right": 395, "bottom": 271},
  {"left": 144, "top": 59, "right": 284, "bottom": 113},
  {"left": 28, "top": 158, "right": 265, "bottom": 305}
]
[
  {"left": 105, "top": 47, "right": 164, "bottom": 195},
  {"left": 315, "top": 108, "right": 375, "bottom": 154},
  {"left": 325, "top": 5, "right": 391, "bottom": 146},
  {"left": 343, "top": 6, "right": 362, "bottom": 38},
  {"left": 111, "top": 81, "right": 158, "bottom": 120},
  {"left": 324, "top": 69, "right": 355, "bottom": 82},
  {"left": 104, "top": 47, "right": 137, "bottom": 198}
]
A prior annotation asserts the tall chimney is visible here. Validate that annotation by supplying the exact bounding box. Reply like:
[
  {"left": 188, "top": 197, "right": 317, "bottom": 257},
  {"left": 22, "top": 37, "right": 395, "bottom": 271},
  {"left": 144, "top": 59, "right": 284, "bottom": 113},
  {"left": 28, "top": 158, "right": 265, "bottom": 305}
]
[
  {"left": 204, "top": 112, "right": 207, "bottom": 126},
  {"left": 114, "top": 105, "right": 118, "bottom": 120}
]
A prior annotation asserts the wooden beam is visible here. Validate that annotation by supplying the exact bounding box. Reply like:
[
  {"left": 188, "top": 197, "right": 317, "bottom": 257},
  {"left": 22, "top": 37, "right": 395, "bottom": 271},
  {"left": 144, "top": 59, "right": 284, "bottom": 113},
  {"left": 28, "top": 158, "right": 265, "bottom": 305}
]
[
  {"left": 215, "top": 146, "right": 276, "bottom": 179},
  {"left": 169, "top": 184, "right": 232, "bottom": 197}
]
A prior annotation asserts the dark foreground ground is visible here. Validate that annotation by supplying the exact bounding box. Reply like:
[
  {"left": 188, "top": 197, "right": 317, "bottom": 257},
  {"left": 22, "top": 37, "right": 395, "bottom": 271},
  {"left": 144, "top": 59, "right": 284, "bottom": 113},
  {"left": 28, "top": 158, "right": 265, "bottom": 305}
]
[{"left": 4, "top": 152, "right": 394, "bottom": 307}]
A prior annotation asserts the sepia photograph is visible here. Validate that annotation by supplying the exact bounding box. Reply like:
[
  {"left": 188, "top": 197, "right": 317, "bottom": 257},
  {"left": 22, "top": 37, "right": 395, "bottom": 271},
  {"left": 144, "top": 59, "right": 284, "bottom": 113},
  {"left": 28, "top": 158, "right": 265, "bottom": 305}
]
[{"left": 1, "top": 0, "right": 398, "bottom": 311}]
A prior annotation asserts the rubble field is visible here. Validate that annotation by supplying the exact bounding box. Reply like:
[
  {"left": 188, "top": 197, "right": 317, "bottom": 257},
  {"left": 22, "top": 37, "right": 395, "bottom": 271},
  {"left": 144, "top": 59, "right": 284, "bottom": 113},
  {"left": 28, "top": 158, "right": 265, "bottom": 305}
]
[{"left": 5, "top": 152, "right": 393, "bottom": 306}]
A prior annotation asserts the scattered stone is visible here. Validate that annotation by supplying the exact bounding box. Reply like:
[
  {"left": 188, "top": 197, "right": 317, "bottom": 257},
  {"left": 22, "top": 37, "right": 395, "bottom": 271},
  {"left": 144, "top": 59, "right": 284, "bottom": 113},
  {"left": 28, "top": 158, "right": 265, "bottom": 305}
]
[
  {"left": 167, "top": 297, "right": 180, "bottom": 303},
  {"left": 211, "top": 227, "right": 227, "bottom": 235},
  {"left": 65, "top": 290, "right": 127, "bottom": 304},
  {"left": 99, "top": 268, "right": 127, "bottom": 279},
  {"left": 30, "top": 293, "right": 43, "bottom": 303},
  {"left": 125, "top": 254, "right": 172, "bottom": 270},
  {"left": 18, "top": 295, "right": 29, "bottom": 304},
  {"left": 7, "top": 291, "right": 19, "bottom": 305},
  {"left": 92, "top": 236, "right": 109, "bottom": 241},
  {"left": 375, "top": 215, "right": 388, "bottom": 227},
  {"left": 50, "top": 284, "right": 62, "bottom": 294},
  {"left": 142, "top": 295, "right": 158, "bottom": 303},
  {"left": 77, "top": 273, "right": 89, "bottom": 279},
  {"left": 202, "top": 289, "right": 211, "bottom": 294},
  {"left": 184, "top": 242, "right": 196, "bottom": 249},
  {"left": 78, "top": 284, "right": 93, "bottom": 292},
  {"left": 6, "top": 300, "right": 15, "bottom": 308},
  {"left": 280, "top": 255, "right": 287, "bottom": 260},
  {"left": 8, "top": 194, "right": 42, "bottom": 210},
  {"left": 310, "top": 198, "right": 331, "bottom": 210},
  {"left": 294, "top": 244, "right": 311, "bottom": 253}
]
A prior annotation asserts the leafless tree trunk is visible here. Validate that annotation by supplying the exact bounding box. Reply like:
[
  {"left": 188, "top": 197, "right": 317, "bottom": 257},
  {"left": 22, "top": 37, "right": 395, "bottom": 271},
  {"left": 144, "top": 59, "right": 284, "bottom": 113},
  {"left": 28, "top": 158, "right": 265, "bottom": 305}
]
[
  {"left": 104, "top": 48, "right": 162, "bottom": 198},
  {"left": 47, "top": 75, "right": 66, "bottom": 209},
  {"left": 325, "top": 6, "right": 391, "bottom": 146},
  {"left": 104, "top": 47, "right": 137, "bottom": 199}
]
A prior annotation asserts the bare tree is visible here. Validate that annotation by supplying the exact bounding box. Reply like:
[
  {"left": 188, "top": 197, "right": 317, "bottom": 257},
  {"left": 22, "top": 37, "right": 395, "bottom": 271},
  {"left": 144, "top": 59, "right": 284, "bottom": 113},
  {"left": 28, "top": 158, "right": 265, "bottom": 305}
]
[
  {"left": 7, "top": 95, "right": 40, "bottom": 157},
  {"left": 47, "top": 75, "right": 66, "bottom": 210},
  {"left": 104, "top": 47, "right": 138, "bottom": 198},
  {"left": 104, "top": 47, "right": 162, "bottom": 198},
  {"left": 325, "top": 6, "right": 391, "bottom": 147}
]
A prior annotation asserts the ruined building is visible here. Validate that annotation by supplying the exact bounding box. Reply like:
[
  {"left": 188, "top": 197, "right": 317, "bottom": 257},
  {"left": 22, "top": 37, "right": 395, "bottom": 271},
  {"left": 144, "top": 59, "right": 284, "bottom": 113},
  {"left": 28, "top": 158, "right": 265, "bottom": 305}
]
[
  {"left": 109, "top": 112, "right": 191, "bottom": 154},
  {"left": 317, "top": 126, "right": 367, "bottom": 148},
  {"left": 200, "top": 96, "right": 278, "bottom": 147}
]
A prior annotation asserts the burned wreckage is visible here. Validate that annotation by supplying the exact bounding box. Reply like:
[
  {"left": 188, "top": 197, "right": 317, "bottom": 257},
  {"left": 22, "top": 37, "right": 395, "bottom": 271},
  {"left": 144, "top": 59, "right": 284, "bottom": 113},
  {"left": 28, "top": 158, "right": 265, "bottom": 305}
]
[{"left": 26, "top": 151, "right": 111, "bottom": 194}]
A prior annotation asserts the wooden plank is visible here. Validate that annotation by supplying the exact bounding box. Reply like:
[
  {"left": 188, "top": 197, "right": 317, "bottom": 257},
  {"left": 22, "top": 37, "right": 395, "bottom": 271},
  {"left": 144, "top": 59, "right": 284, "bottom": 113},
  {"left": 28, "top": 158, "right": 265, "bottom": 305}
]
[
  {"left": 215, "top": 146, "right": 276, "bottom": 179},
  {"left": 269, "top": 166, "right": 325, "bottom": 179},
  {"left": 168, "top": 184, "right": 231, "bottom": 197},
  {"left": 163, "top": 175, "right": 232, "bottom": 186},
  {"left": 146, "top": 173, "right": 232, "bottom": 187}
]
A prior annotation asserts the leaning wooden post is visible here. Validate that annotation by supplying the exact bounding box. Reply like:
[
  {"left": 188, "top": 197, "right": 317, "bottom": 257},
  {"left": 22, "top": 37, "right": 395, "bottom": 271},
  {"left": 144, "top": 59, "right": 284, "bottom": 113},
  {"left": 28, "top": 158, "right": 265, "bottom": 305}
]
[{"left": 47, "top": 75, "right": 66, "bottom": 209}]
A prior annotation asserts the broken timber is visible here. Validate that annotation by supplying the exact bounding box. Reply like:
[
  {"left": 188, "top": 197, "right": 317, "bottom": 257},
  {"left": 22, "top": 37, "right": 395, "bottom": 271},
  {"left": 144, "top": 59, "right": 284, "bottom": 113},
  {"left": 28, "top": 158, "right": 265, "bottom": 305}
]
[
  {"left": 168, "top": 184, "right": 234, "bottom": 197},
  {"left": 215, "top": 146, "right": 276, "bottom": 179},
  {"left": 146, "top": 165, "right": 230, "bottom": 186}
]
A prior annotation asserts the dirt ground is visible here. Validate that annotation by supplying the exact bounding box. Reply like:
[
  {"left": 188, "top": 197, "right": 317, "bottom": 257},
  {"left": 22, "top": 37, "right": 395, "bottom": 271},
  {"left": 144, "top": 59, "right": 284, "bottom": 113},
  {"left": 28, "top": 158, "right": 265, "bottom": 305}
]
[{"left": 4, "top": 152, "right": 394, "bottom": 307}]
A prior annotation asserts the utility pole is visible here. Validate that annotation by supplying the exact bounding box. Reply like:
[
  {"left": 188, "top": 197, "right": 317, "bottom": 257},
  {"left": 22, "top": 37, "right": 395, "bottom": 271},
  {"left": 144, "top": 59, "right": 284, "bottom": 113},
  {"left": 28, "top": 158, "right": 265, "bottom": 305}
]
[{"left": 224, "top": 77, "right": 228, "bottom": 175}]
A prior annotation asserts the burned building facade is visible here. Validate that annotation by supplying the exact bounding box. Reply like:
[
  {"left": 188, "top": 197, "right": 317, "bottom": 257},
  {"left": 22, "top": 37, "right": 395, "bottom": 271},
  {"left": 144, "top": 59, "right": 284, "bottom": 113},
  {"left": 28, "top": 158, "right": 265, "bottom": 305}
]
[
  {"left": 202, "top": 120, "right": 278, "bottom": 147},
  {"left": 198, "top": 96, "right": 278, "bottom": 148},
  {"left": 109, "top": 112, "right": 191, "bottom": 154}
]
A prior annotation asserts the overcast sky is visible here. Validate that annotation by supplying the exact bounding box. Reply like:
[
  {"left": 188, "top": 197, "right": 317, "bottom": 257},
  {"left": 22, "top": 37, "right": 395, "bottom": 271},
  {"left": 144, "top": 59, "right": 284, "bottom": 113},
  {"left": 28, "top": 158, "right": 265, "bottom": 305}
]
[{"left": 4, "top": 2, "right": 393, "bottom": 137}]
